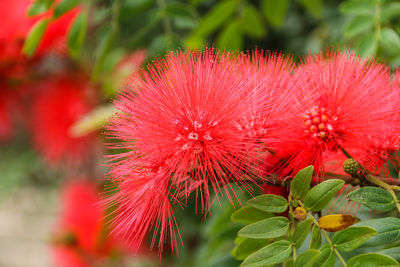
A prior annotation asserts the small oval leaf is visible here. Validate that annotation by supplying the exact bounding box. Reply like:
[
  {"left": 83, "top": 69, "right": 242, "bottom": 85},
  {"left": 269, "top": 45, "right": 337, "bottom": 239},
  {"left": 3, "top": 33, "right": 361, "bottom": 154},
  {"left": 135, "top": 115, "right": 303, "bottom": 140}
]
[
  {"left": 318, "top": 214, "right": 360, "bottom": 232},
  {"left": 312, "top": 244, "right": 336, "bottom": 267},
  {"left": 242, "top": 240, "right": 292, "bottom": 267},
  {"left": 304, "top": 179, "right": 344, "bottom": 211},
  {"left": 310, "top": 224, "right": 322, "bottom": 250},
  {"left": 332, "top": 226, "right": 377, "bottom": 252},
  {"left": 347, "top": 187, "right": 395, "bottom": 211},
  {"left": 348, "top": 253, "right": 399, "bottom": 267},
  {"left": 295, "top": 249, "right": 320, "bottom": 267},
  {"left": 293, "top": 218, "right": 313, "bottom": 248},
  {"left": 247, "top": 194, "right": 288, "bottom": 213},
  {"left": 22, "top": 18, "right": 50, "bottom": 57},
  {"left": 232, "top": 238, "right": 270, "bottom": 260},
  {"left": 355, "top": 217, "right": 400, "bottom": 247},
  {"left": 238, "top": 216, "right": 289, "bottom": 239},
  {"left": 290, "top": 165, "right": 314, "bottom": 200},
  {"left": 230, "top": 205, "right": 272, "bottom": 224}
]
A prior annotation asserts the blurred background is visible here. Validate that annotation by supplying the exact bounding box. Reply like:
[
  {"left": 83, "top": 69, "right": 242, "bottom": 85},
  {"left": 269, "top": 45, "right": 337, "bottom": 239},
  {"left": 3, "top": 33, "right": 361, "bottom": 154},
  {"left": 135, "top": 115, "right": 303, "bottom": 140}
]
[{"left": 0, "top": 0, "right": 399, "bottom": 266}]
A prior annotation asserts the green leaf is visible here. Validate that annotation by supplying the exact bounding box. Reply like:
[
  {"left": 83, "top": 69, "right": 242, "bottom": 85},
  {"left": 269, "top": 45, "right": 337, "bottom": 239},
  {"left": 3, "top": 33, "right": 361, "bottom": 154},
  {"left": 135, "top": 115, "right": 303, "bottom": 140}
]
[
  {"left": 293, "top": 218, "right": 313, "bottom": 248},
  {"left": 298, "top": 0, "right": 323, "bottom": 19},
  {"left": 242, "top": 240, "right": 292, "bottom": 267},
  {"left": 261, "top": 0, "right": 289, "bottom": 28},
  {"left": 347, "top": 187, "right": 395, "bottom": 211},
  {"left": 238, "top": 216, "right": 289, "bottom": 239},
  {"left": 192, "top": 0, "right": 237, "bottom": 37},
  {"left": 304, "top": 179, "right": 344, "bottom": 211},
  {"left": 290, "top": 165, "right": 314, "bottom": 200},
  {"left": 348, "top": 253, "right": 399, "bottom": 267},
  {"left": 92, "top": 27, "right": 115, "bottom": 80},
  {"left": 284, "top": 258, "right": 294, "bottom": 267},
  {"left": 356, "top": 34, "right": 377, "bottom": 57},
  {"left": 381, "top": 2, "right": 400, "bottom": 23},
  {"left": 231, "top": 206, "right": 272, "bottom": 224},
  {"left": 355, "top": 217, "right": 400, "bottom": 247},
  {"left": 28, "top": 0, "right": 54, "bottom": 16},
  {"left": 231, "top": 238, "right": 270, "bottom": 260},
  {"left": 22, "top": 18, "right": 50, "bottom": 57},
  {"left": 380, "top": 28, "right": 400, "bottom": 56},
  {"left": 339, "top": 0, "right": 374, "bottom": 16},
  {"left": 344, "top": 16, "right": 374, "bottom": 38},
  {"left": 295, "top": 250, "right": 320, "bottom": 267},
  {"left": 332, "top": 226, "right": 377, "bottom": 252},
  {"left": 216, "top": 20, "right": 243, "bottom": 50},
  {"left": 54, "top": 0, "right": 80, "bottom": 19},
  {"left": 379, "top": 247, "right": 400, "bottom": 262},
  {"left": 247, "top": 194, "right": 288, "bottom": 213},
  {"left": 310, "top": 224, "right": 322, "bottom": 249},
  {"left": 312, "top": 244, "right": 336, "bottom": 267},
  {"left": 67, "top": 12, "right": 87, "bottom": 58},
  {"left": 240, "top": 4, "right": 266, "bottom": 38}
]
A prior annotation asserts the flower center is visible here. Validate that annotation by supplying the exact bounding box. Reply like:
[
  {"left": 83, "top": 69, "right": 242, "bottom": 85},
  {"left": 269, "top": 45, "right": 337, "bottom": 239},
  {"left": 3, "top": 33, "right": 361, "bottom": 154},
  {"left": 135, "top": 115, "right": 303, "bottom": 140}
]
[{"left": 303, "top": 107, "right": 334, "bottom": 140}]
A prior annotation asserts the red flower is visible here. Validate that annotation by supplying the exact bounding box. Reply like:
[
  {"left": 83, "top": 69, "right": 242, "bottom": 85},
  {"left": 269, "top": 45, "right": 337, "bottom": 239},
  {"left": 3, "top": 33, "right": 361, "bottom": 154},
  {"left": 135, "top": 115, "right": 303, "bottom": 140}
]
[
  {"left": 105, "top": 50, "right": 296, "bottom": 254},
  {"left": 51, "top": 180, "right": 120, "bottom": 267},
  {"left": 266, "top": 51, "right": 400, "bottom": 181},
  {"left": 31, "top": 76, "right": 96, "bottom": 165}
]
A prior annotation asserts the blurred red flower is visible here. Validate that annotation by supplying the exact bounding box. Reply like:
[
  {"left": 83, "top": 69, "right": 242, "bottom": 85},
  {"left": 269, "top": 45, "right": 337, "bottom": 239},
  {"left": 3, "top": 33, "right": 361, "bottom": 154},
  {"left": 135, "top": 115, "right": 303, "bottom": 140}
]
[{"left": 31, "top": 76, "right": 97, "bottom": 165}]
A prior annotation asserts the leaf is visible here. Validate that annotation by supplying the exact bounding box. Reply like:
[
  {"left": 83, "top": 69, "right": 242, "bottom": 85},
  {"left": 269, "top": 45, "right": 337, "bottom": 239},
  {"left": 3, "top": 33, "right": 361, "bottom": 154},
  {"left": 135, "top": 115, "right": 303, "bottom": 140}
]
[
  {"left": 216, "top": 20, "right": 243, "bottom": 50},
  {"left": 347, "top": 253, "right": 399, "bottom": 267},
  {"left": 293, "top": 218, "right": 313, "bottom": 248},
  {"left": 339, "top": 0, "right": 374, "bottom": 16},
  {"left": 231, "top": 238, "right": 270, "bottom": 260},
  {"left": 356, "top": 34, "right": 377, "bottom": 57},
  {"left": 238, "top": 216, "right": 289, "bottom": 239},
  {"left": 310, "top": 224, "right": 322, "bottom": 249},
  {"left": 22, "top": 18, "right": 50, "bottom": 57},
  {"left": 261, "top": 0, "right": 289, "bottom": 28},
  {"left": 380, "top": 28, "right": 400, "bottom": 56},
  {"left": 304, "top": 179, "right": 344, "bottom": 211},
  {"left": 240, "top": 4, "right": 266, "bottom": 38},
  {"left": 332, "top": 226, "right": 377, "bottom": 252},
  {"left": 318, "top": 214, "right": 360, "bottom": 232},
  {"left": 347, "top": 186, "right": 394, "bottom": 211},
  {"left": 298, "top": 0, "right": 323, "bottom": 19},
  {"left": 381, "top": 2, "right": 400, "bottom": 23},
  {"left": 379, "top": 246, "right": 400, "bottom": 262},
  {"left": 28, "top": 0, "right": 54, "bottom": 16},
  {"left": 92, "top": 27, "right": 116, "bottom": 80},
  {"left": 247, "top": 194, "right": 288, "bottom": 213},
  {"left": 192, "top": 0, "right": 237, "bottom": 37},
  {"left": 54, "top": 0, "right": 80, "bottom": 19},
  {"left": 242, "top": 240, "right": 292, "bottom": 267},
  {"left": 67, "top": 12, "right": 88, "bottom": 58},
  {"left": 344, "top": 16, "right": 374, "bottom": 38},
  {"left": 312, "top": 244, "right": 336, "bottom": 267},
  {"left": 355, "top": 217, "right": 400, "bottom": 247},
  {"left": 295, "top": 250, "right": 320, "bottom": 267},
  {"left": 231, "top": 206, "right": 272, "bottom": 224},
  {"left": 69, "top": 105, "right": 114, "bottom": 137},
  {"left": 290, "top": 165, "right": 314, "bottom": 200}
]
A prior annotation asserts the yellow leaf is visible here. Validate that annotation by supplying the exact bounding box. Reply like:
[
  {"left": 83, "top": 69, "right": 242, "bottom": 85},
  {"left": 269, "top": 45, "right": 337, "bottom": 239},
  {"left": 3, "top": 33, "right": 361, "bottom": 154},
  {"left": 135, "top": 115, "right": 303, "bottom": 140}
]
[{"left": 318, "top": 214, "right": 360, "bottom": 232}]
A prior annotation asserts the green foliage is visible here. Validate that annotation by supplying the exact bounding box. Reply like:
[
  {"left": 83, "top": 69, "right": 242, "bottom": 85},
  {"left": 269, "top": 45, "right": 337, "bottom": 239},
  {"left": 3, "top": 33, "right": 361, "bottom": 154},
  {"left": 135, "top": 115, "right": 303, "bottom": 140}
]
[
  {"left": 312, "top": 244, "right": 336, "bottom": 267},
  {"left": 231, "top": 238, "right": 271, "bottom": 260},
  {"left": 22, "top": 18, "right": 50, "bottom": 57},
  {"left": 347, "top": 253, "right": 399, "bottom": 267},
  {"left": 261, "top": 0, "right": 289, "bottom": 28},
  {"left": 293, "top": 218, "right": 313, "bottom": 248},
  {"left": 247, "top": 194, "right": 288, "bottom": 213},
  {"left": 54, "top": 0, "right": 80, "bottom": 18},
  {"left": 290, "top": 165, "right": 314, "bottom": 200},
  {"left": 304, "top": 179, "right": 345, "bottom": 211},
  {"left": 230, "top": 206, "right": 272, "bottom": 225},
  {"left": 68, "top": 12, "right": 88, "bottom": 58},
  {"left": 355, "top": 217, "right": 400, "bottom": 247},
  {"left": 294, "top": 250, "right": 320, "bottom": 267},
  {"left": 347, "top": 186, "right": 395, "bottom": 211},
  {"left": 241, "top": 240, "right": 292, "bottom": 267},
  {"left": 331, "top": 226, "right": 377, "bottom": 252},
  {"left": 309, "top": 224, "right": 322, "bottom": 249},
  {"left": 238, "top": 216, "right": 289, "bottom": 239}
]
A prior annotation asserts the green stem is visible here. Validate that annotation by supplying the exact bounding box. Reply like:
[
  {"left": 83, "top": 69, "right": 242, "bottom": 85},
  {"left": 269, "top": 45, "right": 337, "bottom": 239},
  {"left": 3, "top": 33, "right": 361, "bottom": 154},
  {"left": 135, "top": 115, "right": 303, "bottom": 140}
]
[
  {"left": 298, "top": 201, "right": 347, "bottom": 267},
  {"left": 375, "top": 0, "right": 381, "bottom": 42}
]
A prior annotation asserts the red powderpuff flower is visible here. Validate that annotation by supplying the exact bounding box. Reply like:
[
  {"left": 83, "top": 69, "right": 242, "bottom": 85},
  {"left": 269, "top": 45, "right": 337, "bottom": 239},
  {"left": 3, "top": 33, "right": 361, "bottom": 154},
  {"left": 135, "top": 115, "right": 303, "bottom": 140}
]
[
  {"left": 31, "top": 76, "right": 96, "bottom": 165},
  {"left": 105, "top": 50, "right": 295, "bottom": 254},
  {"left": 52, "top": 180, "right": 125, "bottom": 267},
  {"left": 267, "top": 51, "right": 400, "bottom": 182}
]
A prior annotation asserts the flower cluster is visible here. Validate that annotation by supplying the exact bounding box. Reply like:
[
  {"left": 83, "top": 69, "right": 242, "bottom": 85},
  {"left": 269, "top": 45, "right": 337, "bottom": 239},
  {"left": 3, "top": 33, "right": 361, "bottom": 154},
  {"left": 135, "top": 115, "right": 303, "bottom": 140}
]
[{"left": 105, "top": 49, "right": 400, "bottom": 254}]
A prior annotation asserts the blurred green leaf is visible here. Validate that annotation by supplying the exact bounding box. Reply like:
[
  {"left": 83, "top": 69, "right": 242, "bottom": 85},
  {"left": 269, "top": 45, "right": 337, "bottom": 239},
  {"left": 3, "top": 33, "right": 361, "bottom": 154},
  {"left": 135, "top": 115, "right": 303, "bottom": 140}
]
[
  {"left": 340, "top": 0, "right": 374, "bottom": 16},
  {"left": 231, "top": 205, "right": 272, "bottom": 225},
  {"left": 356, "top": 33, "right": 377, "bottom": 57},
  {"left": 238, "top": 216, "right": 289, "bottom": 239},
  {"left": 356, "top": 217, "right": 400, "bottom": 247},
  {"left": 28, "top": 0, "right": 54, "bottom": 16},
  {"left": 93, "top": 27, "right": 116, "bottom": 80},
  {"left": 68, "top": 11, "right": 87, "bottom": 58},
  {"left": 347, "top": 186, "right": 394, "bottom": 211},
  {"left": 261, "top": 0, "right": 289, "bottom": 28},
  {"left": 379, "top": 246, "right": 400, "bottom": 262},
  {"left": 70, "top": 105, "right": 114, "bottom": 137},
  {"left": 247, "top": 194, "right": 288, "bottom": 213},
  {"left": 381, "top": 2, "right": 400, "bottom": 23},
  {"left": 54, "top": 0, "right": 80, "bottom": 18},
  {"left": 380, "top": 28, "right": 400, "bottom": 56},
  {"left": 216, "top": 20, "right": 243, "bottom": 50},
  {"left": 312, "top": 244, "right": 336, "bottom": 267},
  {"left": 241, "top": 4, "right": 266, "bottom": 38},
  {"left": 191, "top": 0, "right": 237, "bottom": 37},
  {"left": 22, "top": 18, "right": 50, "bottom": 57},
  {"left": 242, "top": 240, "right": 292, "bottom": 267},
  {"left": 298, "top": 0, "right": 323, "bottom": 19},
  {"left": 290, "top": 165, "right": 314, "bottom": 200},
  {"left": 344, "top": 15, "right": 374, "bottom": 38},
  {"left": 295, "top": 250, "right": 320, "bottom": 267},
  {"left": 293, "top": 218, "right": 313, "bottom": 248},
  {"left": 347, "top": 253, "right": 399, "bottom": 267},
  {"left": 304, "top": 179, "right": 344, "bottom": 211},
  {"left": 231, "top": 238, "right": 270, "bottom": 260},
  {"left": 310, "top": 224, "right": 322, "bottom": 249},
  {"left": 332, "top": 226, "right": 377, "bottom": 252}
]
